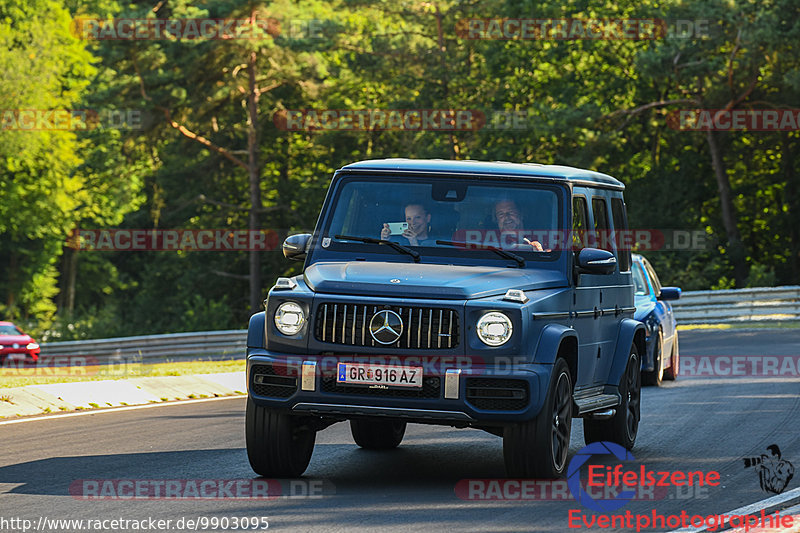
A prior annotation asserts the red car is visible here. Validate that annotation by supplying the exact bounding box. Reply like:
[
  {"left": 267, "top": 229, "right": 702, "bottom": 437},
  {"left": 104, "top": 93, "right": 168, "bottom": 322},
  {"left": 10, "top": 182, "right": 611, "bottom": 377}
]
[{"left": 0, "top": 322, "right": 40, "bottom": 363}]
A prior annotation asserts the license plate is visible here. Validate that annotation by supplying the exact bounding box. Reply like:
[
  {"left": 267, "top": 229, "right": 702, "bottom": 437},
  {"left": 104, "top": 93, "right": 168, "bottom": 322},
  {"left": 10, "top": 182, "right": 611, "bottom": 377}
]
[{"left": 336, "top": 363, "right": 423, "bottom": 389}]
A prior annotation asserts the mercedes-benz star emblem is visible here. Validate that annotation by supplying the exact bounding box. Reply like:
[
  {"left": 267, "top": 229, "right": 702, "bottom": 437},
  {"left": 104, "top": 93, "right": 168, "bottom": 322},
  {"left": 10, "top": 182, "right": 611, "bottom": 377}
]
[{"left": 369, "top": 310, "right": 404, "bottom": 344}]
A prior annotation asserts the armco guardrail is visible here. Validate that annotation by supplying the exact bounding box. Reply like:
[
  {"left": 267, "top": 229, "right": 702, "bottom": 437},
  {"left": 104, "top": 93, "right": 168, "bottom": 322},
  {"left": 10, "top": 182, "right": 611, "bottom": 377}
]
[
  {"left": 670, "top": 286, "right": 800, "bottom": 324},
  {"left": 39, "top": 330, "right": 247, "bottom": 361},
  {"left": 38, "top": 286, "right": 800, "bottom": 361}
]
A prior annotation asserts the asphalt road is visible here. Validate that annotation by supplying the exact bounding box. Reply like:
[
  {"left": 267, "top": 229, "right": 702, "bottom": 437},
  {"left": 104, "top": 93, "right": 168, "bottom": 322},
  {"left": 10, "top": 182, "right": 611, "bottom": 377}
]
[{"left": 1, "top": 329, "right": 799, "bottom": 532}]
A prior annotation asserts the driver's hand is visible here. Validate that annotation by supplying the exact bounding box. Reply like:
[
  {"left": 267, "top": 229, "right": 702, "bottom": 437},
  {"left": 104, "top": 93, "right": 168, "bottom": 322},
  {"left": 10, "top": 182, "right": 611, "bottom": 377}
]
[
  {"left": 523, "top": 238, "right": 545, "bottom": 252},
  {"left": 380, "top": 223, "right": 390, "bottom": 240}
]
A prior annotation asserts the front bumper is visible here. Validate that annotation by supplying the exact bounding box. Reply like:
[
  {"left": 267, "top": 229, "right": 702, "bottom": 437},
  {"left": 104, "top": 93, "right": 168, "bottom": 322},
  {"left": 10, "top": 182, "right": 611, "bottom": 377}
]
[
  {"left": 0, "top": 349, "right": 39, "bottom": 362},
  {"left": 246, "top": 349, "right": 551, "bottom": 425}
]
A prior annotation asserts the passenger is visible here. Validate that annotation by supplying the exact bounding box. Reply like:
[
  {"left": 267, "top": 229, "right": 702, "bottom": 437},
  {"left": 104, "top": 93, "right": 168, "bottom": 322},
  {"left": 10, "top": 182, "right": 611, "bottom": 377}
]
[
  {"left": 493, "top": 199, "right": 545, "bottom": 251},
  {"left": 380, "top": 203, "right": 435, "bottom": 246}
]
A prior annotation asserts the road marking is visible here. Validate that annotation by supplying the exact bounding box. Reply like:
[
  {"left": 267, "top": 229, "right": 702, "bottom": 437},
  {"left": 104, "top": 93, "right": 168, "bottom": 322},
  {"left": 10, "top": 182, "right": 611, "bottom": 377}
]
[
  {"left": 669, "top": 486, "right": 800, "bottom": 532},
  {"left": 0, "top": 395, "right": 245, "bottom": 426}
]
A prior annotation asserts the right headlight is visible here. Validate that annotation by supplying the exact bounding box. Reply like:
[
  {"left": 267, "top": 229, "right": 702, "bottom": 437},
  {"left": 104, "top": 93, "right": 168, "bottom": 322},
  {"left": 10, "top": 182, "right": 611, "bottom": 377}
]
[
  {"left": 476, "top": 311, "right": 513, "bottom": 346},
  {"left": 274, "top": 302, "right": 305, "bottom": 335}
]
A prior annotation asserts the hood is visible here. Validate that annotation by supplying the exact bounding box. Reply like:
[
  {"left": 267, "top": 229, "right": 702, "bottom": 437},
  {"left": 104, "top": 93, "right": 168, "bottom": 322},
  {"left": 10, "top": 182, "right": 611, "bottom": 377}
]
[
  {"left": 304, "top": 261, "right": 567, "bottom": 300},
  {"left": 0, "top": 334, "right": 33, "bottom": 345},
  {"left": 634, "top": 295, "right": 655, "bottom": 321}
]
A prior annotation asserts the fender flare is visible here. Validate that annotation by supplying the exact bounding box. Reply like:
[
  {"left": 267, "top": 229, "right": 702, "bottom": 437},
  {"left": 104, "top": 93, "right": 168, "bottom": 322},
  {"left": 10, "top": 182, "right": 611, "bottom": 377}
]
[
  {"left": 534, "top": 323, "right": 578, "bottom": 366},
  {"left": 607, "top": 318, "right": 646, "bottom": 386},
  {"left": 247, "top": 311, "right": 266, "bottom": 349}
]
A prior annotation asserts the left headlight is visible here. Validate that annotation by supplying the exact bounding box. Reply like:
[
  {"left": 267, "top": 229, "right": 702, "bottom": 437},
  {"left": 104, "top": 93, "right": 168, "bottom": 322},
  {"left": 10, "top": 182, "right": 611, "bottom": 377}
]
[
  {"left": 26, "top": 342, "right": 39, "bottom": 350},
  {"left": 476, "top": 312, "right": 513, "bottom": 346},
  {"left": 274, "top": 302, "right": 305, "bottom": 335}
]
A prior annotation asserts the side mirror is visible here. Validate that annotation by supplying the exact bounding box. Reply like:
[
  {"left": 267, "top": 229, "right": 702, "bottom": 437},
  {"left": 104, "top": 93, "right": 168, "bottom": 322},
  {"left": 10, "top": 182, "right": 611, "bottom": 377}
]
[
  {"left": 282, "top": 233, "right": 312, "bottom": 261},
  {"left": 575, "top": 248, "right": 617, "bottom": 275},
  {"left": 658, "top": 287, "right": 681, "bottom": 301}
]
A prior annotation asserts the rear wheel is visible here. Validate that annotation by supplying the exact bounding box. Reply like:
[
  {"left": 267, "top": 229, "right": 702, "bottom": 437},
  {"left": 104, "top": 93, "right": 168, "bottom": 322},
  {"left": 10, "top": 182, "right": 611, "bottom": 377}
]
[
  {"left": 504, "top": 358, "right": 573, "bottom": 478},
  {"left": 246, "top": 396, "right": 316, "bottom": 477},
  {"left": 584, "top": 344, "right": 641, "bottom": 450},
  {"left": 663, "top": 332, "right": 679, "bottom": 381},
  {"left": 642, "top": 331, "right": 663, "bottom": 386},
  {"left": 350, "top": 419, "right": 406, "bottom": 450}
]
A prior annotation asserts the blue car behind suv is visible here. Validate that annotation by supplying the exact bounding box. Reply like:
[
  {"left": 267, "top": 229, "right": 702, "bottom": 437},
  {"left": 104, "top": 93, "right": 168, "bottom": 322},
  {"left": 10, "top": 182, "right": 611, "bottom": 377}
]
[
  {"left": 245, "top": 159, "right": 645, "bottom": 478},
  {"left": 633, "top": 254, "right": 681, "bottom": 386}
]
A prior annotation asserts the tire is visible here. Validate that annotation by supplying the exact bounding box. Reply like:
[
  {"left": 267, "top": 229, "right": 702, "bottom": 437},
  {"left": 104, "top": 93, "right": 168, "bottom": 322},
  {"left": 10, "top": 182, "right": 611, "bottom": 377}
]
[
  {"left": 246, "top": 396, "right": 316, "bottom": 477},
  {"left": 663, "top": 331, "right": 679, "bottom": 381},
  {"left": 503, "top": 358, "right": 573, "bottom": 478},
  {"left": 642, "top": 331, "right": 663, "bottom": 386},
  {"left": 350, "top": 419, "right": 406, "bottom": 450},
  {"left": 584, "top": 344, "right": 641, "bottom": 450}
]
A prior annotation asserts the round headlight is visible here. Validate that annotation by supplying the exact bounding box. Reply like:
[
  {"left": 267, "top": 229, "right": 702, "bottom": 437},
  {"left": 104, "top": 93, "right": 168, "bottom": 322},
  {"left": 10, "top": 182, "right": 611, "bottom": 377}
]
[
  {"left": 26, "top": 342, "right": 39, "bottom": 350},
  {"left": 274, "top": 302, "right": 305, "bottom": 335},
  {"left": 476, "top": 312, "right": 513, "bottom": 346}
]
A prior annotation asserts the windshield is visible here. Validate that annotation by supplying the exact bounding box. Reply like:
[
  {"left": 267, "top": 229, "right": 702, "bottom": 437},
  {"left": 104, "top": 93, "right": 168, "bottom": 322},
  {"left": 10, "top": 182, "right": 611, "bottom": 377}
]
[
  {"left": 632, "top": 263, "right": 650, "bottom": 296},
  {"left": 0, "top": 325, "right": 24, "bottom": 335},
  {"left": 321, "top": 176, "right": 562, "bottom": 259}
]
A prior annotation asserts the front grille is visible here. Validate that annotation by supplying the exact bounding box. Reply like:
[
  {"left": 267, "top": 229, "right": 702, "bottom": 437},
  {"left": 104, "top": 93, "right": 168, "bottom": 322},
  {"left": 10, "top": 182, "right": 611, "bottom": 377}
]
[
  {"left": 321, "top": 372, "right": 441, "bottom": 399},
  {"left": 465, "top": 378, "right": 529, "bottom": 411},
  {"left": 250, "top": 364, "right": 298, "bottom": 398},
  {"left": 314, "top": 303, "right": 459, "bottom": 349}
]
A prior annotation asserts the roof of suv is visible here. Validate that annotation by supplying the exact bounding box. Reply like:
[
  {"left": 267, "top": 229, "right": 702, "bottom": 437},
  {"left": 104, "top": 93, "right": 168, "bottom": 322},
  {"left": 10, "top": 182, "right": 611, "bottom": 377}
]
[{"left": 338, "top": 159, "right": 624, "bottom": 189}]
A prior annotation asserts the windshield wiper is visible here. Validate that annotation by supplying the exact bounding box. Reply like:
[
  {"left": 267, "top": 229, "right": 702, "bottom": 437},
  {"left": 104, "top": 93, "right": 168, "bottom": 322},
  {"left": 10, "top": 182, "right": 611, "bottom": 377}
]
[
  {"left": 436, "top": 240, "right": 525, "bottom": 268},
  {"left": 334, "top": 235, "right": 421, "bottom": 263}
]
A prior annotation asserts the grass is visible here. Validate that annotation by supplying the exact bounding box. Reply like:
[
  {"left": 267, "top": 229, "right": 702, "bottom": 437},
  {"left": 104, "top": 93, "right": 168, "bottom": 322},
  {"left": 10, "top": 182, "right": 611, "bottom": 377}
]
[{"left": 0, "top": 359, "right": 245, "bottom": 389}]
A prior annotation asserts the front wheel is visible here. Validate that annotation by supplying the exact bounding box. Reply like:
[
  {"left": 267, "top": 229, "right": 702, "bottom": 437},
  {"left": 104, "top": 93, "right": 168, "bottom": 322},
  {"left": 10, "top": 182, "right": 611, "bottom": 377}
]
[
  {"left": 504, "top": 358, "right": 573, "bottom": 478},
  {"left": 584, "top": 344, "right": 641, "bottom": 450},
  {"left": 350, "top": 419, "right": 406, "bottom": 450},
  {"left": 246, "top": 396, "right": 316, "bottom": 477},
  {"left": 642, "top": 331, "right": 663, "bottom": 386}
]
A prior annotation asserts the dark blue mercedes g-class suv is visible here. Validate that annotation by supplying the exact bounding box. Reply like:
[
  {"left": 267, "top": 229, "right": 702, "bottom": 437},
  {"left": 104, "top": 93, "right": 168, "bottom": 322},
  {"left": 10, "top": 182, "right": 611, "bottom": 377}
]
[{"left": 245, "top": 159, "right": 645, "bottom": 478}]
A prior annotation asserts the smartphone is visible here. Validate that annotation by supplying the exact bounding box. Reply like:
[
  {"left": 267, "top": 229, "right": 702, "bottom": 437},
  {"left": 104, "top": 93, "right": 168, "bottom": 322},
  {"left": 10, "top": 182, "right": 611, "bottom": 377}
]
[{"left": 386, "top": 222, "right": 409, "bottom": 235}]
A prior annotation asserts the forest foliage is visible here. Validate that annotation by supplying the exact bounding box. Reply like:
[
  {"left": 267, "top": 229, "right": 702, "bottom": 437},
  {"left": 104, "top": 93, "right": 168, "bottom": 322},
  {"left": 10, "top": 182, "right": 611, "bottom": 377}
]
[{"left": 1, "top": 0, "right": 799, "bottom": 340}]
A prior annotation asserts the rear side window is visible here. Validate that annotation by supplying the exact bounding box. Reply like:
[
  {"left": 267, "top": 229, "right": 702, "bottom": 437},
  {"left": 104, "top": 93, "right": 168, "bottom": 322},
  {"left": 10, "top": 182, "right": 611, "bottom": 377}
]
[
  {"left": 611, "top": 197, "right": 631, "bottom": 271},
  {"left": 572, "top": 196, "right": 588, "bottom": 251},
  {"left": 591, "top": 197, "right": 612, "bottom": 252}
]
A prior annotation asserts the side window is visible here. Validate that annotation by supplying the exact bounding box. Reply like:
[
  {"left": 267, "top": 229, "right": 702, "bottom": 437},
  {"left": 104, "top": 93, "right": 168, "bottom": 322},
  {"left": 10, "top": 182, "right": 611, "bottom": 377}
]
[
  {"left": 572, "top": 196, "right": 588, "bottom": 251},
  {"left": 611, "top": 197, "right": 631, "bottom": 271},
  {"left": 632, "top": 263, "right": 650, "bottom": 295},
  {"left": 643, "top": 259, "right": 663, "bottom": 295},
  {"left": 591, "top": 197, "right": 612, "bottom": 252}
]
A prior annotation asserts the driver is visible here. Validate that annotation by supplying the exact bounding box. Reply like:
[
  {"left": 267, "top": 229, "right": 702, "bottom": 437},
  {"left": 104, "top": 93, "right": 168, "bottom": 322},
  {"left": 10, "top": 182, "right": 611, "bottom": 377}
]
[{"left": 494, "top": 199, "right": 545, "bottom": 251}]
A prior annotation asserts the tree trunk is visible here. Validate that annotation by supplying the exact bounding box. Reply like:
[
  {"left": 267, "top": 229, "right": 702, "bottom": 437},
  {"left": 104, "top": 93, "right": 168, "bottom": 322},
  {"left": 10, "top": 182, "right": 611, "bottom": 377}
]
[
  {"left": 247, "top": 50, "right": 263, "bottom": 313},
  {"left": 67, "top": 247, "right": 78, "bottom": 313},
  {"left": 782, "top": 133, "right": 799, "bottom": 282},
  {"left": 434, "top": 4, "right": 459, "bottom": 158},
  {"left": 706, "top": 130, "right": 748, "bottom": 286}
]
